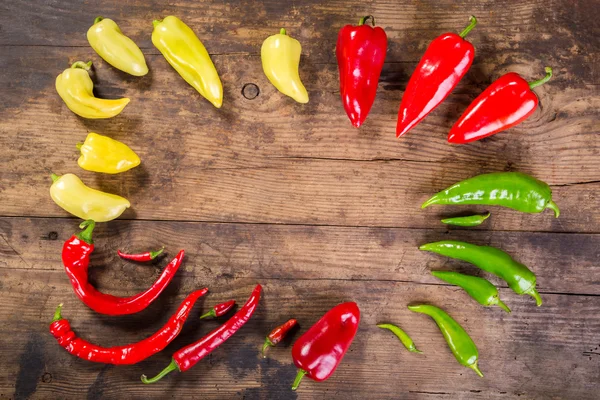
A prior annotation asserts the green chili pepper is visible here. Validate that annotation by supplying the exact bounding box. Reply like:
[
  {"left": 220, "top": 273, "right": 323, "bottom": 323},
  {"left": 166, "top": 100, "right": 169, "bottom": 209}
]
[
  {"left": 431, "top": 271, "right": 510, "bottom": 313},
  {"left": 408, "top": 304, "right": 483, "bottom": 377},
  {"left": 377, "top": 323, "right": 422, "bottom": 353},
  {"left": 441, "top": 212, "right": 490, "bottom": 227},
  {"left": 422, "top": 172, "right": 560, "bottom": 217},
  {"left": 420, "top": 240, "right": 542, "bottom": 306}
]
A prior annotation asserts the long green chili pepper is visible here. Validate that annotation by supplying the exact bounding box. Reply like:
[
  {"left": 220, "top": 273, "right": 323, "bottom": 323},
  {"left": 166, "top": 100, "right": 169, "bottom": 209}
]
[
  {"left": 377, "top": 323, "right": 422, "bottom": 353},
  {"left": 408, "top": 304, "right": 483, "bottom": 377},
  {"left": 420, "top": 240, "right": 542, "bottom": 306},
  {"left": 422, "top": 172, "right": 559, "bottom": 217},
  {"left": 441, "top": 212, "right": 490, "bottom": 227},
  {"left": 431, "top": 271, "right": 510, "bottom": 313}
]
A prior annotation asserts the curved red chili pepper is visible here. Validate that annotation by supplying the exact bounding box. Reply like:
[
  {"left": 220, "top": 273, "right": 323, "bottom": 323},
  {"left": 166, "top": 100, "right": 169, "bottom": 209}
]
[
  {"left": 262, "top": 318, "right": 297, "bottom": 358},
  {"left": 448, "top": 67, "right": 553, "bottom": 144},
  {"left": 396, "top": 16, "right": 477, "bottom": 138},
  {"left": 117, "top": 247, "right": 164, "bottom": 262},
  {"left": 49, "top": 289, "right": 208, "bottom": 365},
  {"left": 199, "top": 299, "right": 235, "bottom": 319},
  {"left": 62, "top": 220, "right": 184, "bottom": 315},
  {"left": 336, "top": 15, "right": 388, "bottom": 128},
  {"left": 141, "top": 284, "right": 262, "bottom": 383}
]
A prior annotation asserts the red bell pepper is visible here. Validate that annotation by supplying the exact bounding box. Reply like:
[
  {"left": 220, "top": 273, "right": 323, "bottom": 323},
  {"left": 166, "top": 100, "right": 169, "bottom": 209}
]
[
  {"left": 396, "top": 16, "right": 477, "bottom": 138},
  {"left": 336, "top": 16, "right": 387, "bottom": 128},
  {"left": 291, "top": 302, "right": 360, "bottom": 390},
  {"left": 448, "top": 67, "right": 553, "bottom": 144}
]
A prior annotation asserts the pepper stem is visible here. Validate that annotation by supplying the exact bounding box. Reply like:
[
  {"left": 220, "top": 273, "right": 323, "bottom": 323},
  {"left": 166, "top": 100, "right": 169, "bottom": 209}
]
[
  {"left": 76, "top": 143, "right": 83, "bottom": 150},
  {"left": 495, "top": 298, "right": 511, "bottom": 313},
  {"left": 291, "top": 369, "right": 307, "bottom": 391},
  {"left": 50, "top": 173, "right": 60, "bottom": 183},
  {"left": 359, "top": 15, "right": 375, "bottom": 26},
  {"left": 199, "top": 309, "right": 216, "bottom": 320},
  {"left": 546, "top": 200, "right": 560, "bottom": 218},
  {"left": 94, "top": 16, "right": 104, "bottom": 24},
  {"left": 459, "top": 15, "right": 477, "bottom": 38},
  {"left": 525, "top": 287, "right": 543, "bottom": 306},
  {"left": 76, "top": 220, "right": 95, "bottom": 244},
  {"left": 528, "top": 67, "right": 553, "bottom": 89},
  {"left": 470, "top": 362, "right": 484, "bottom": 377},
  {"left": 280, "top": 28, "right": 286, "bottom": 35},
  {"left": 262, "top": 337, "right": 274, "bottom": 358},
  {"left": 149, "top": 247, "right": 165, "bottom": 260},
  {"left": 71, "top": 61, "right": 92, "bottom": 71},
  {"left": 141, "top": 359, "right": 179, "bottom": 384},
  {"left": 153, "top": 19, "right": 162, "bottom": 28},
  {"left": 51, "top": 303, "right": 64, "bottom": 323}
]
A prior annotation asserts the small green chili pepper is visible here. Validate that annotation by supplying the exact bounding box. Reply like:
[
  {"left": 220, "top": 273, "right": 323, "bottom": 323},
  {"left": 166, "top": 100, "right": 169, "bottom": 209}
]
[
  {"left": 441, "top": 212, "right": 490, "bottom": 227},
  {"left": 408, "top": 304, "right": 483, "bottom": 377},
  {"left": 377, "top": 323, "right": 422, "bottom": 353},
  {"left": 422, "top": 172, "right": 559, "bottom": 217},
  {"left": 420, "top": 240, "right": 542, "bottom": 306},
  {"left": 431, "top": 271, "right": 510, "bottom": 313}
]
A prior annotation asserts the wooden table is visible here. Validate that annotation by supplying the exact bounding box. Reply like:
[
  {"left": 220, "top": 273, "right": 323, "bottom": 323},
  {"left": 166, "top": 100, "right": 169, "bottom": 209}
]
[{"left": 1, "top": 0, "right": 598, "bottom": 398}]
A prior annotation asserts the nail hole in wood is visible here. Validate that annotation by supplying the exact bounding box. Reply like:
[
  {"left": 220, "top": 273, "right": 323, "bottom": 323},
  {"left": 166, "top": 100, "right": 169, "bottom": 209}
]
[
  {"left": 41, "top": 372, "right": 52, "bottom": 383},
  {"left": 48, "top": 231, "right": 58, "bottom": 240},
  {"left": 242, "top": 83, "right": 260, "bottom": 100}
]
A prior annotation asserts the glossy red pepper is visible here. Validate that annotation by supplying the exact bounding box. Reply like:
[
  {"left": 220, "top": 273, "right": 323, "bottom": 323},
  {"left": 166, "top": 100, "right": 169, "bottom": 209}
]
[
  {"left": 448, "top": 67, "right": 553, "bottom": 144},
  {"left": 336, "top": 15, "right": 387, "bottom": 128},
  {"left": 291, "top": 302, "right": 360, "bottom": 390},
  {"left": 199, "top": 299, "right": 235, "bottom": 319},
  {"left": 62, "top": 220, "right": 184, "bottom": 315},
  {"left": 396, "top": 16, "right": 477, "bottom": 138},
  {"left": 141, "top": 284, "right": 262, "bottom": 383},
  {"left": 262, "top": 318, "right": 297, "bottom": 357},
  {"left": 49, "top": 289, "right": 207, "bottom": 364},
  {"left": 117, "top": 247, "right": 164, "bottom": 262}
]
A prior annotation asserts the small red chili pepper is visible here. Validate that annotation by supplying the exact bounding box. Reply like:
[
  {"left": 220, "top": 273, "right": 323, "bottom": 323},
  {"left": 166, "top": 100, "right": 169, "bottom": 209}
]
[
  {"left": 117, "top": 247, "right": 164, "bottom": 262},
  {"left": 448, "top": 67, "right": 553, "bottom": 144},
  {"left": 199, "top": 300, "right": 235, "bottom": 319},
  {"left": 291, "top": 302, "right": 360, "bottom": 391},
  {"left": 396, "top": 16, "right": 477, "bottom": 138},
  {"left": 49, "top": 288, "right": 207, "bottom": 364},
  {"left": 336, "top": 15, "right": 388, "bottom": 128},
  {"left": 262, "top": 318, "right": 297, "bottom": 358},
  {"left": 62, "top": 220, "right": 184, "bottom": 315},
  {"left": 141, "top": 284, "right": 262, "bottom": 383}
]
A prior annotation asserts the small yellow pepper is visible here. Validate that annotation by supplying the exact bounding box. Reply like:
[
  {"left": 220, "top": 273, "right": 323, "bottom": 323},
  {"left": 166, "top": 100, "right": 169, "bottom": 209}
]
[
  {"left": 87, "top": 17, "right": 148, "bottom": 76},
  {"left": 77, "top": 133, "right": 140, "bottom": 174},
  {"left": 261, "top": 29, "right": 309, "bottom": 103},
  {"left": 50, "top": 173, "right": 131, "bottom": 222},
  {"left": 55, "top": 61, "right": 130, "bottom": 119},
  {"left": 152, "top": 16, "right": 223, "bottom": 108}
]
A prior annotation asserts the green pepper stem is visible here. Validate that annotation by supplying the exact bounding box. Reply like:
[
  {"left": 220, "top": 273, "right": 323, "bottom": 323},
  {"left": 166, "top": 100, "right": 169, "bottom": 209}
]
[
  {"left": 94, "top": 16, "right": 104, "bottom": 24},
  {"left": 76, "top": 143, "right": 83, "bottom": 150},
  {"left": 153, "top": 19, "right": 162, "bottom": 28},
  {"left": 149, "top": 247, "right": 165, "bottom": 260},
  {"left": 546, "top": 200, "right": 560, "bottom": 218},
  {"left": 526, "top": 287, "right": 543, "bottom": 306},
  {"left": 71, "top": 61, "right": 92, "bottom": 71},
  {"left": 50, "top": 173, "right": 60, "bottom": 183},
  {"left": 470, "top": 362, "right": 484, "bottom": 378},
  {"left": 291, "top": 369, "right": 307, "bottom": 391},
  {"left": 459, "top": 15, "right": 477, "bottom": 38},
  {"left": 528, "top": 67, "right": 553, "bottom": 89},
  {"left": 51, "top": 303, "right": 64, "bottom": 323},
  {"left": 262, "top": 337, "right": 274, "bottom": 358},
  {"left": 141, "top": 359, "right": 179, "bottom": 384},
  {"left": 280, "top": 28, "right": 286, "bottom": 35},
  {"left": 199, "top": 309, "right": 216, "bottom": 320},
  {"left": 76, "top": 220, "right": 96, "bottom": 244},
  {"left": 496, "top": 298, "right": 511, "bottom": 313},
  {"left": 359, "top": 15, "right": 375, "bottom": 26}
]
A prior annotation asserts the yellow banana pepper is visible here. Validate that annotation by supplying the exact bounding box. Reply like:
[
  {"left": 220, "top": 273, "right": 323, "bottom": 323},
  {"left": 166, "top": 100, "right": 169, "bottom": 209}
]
[
  {"left": 152, "top": 16, "right": 223, "bottom": 108},
  {"left": 87, "top": 17, "right": 148, "bottom": 76},
  {"left": 77, "top": 133, "right": 140, "bottom": 174},
  {"left": 55, "top": 61, "right": 130, "bottom": 119},
  {"left": 50, "top": 173, "right": 131, "bottom": 222},
  {"left": 261, "top": 28, "right": 309, "bottom": 104}
]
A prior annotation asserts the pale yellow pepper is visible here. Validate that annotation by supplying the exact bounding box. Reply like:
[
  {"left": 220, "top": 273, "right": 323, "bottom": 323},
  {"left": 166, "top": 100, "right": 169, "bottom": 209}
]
[
  {"left": 261, "top": 29, "right": 309, "bottom": 103},
  {"left": 50, "top": 173, "right": 130, "bottom": 222},
  {"left": 152, "top": 16, "right": 223, "bottom": 108},
  {"left": 87, "top": 17, "right": 148, "bottom": 76},
  {"left": 77, "top": 133, "right": 140, "bottom": 174},
  {"left": 55, "top": 61, "right": 130, "bottom": 119}
]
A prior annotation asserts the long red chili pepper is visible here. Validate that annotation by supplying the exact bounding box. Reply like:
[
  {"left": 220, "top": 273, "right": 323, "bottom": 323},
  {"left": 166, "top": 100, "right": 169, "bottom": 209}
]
[
  {"left": 448, "top": 67, "right": 553, "bottom": 144},
  {"left": 336, "top": 15, "right": 388, "bottom": 128},
  {"left": 49, "top": 289, "right": 208, "bottom": 364},
  {"left": 291, "top": 302, "right": 360, "bottom": 390},
  {"left": 262, "top": 318, "right": 297, "bottom": 358},
  {"left": 396, "top": 16, "right": 477, "bottom": 138},
  {"left": 117, "top": 247, "right": 164, "bottom": 262},
  {"left": 141, "top": 284, "right": 262, "bottom": 383},
  {"left": 199, "top": 300, "right": 235, "bottom": 319},
  {"left": 62, "top": 220, "right": 184, "bottom": 315}
]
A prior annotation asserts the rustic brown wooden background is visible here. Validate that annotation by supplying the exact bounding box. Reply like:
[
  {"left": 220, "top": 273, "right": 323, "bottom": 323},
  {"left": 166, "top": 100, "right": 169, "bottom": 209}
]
[{"left": 1, "top": 0, "right": 599, "bottom": 399}]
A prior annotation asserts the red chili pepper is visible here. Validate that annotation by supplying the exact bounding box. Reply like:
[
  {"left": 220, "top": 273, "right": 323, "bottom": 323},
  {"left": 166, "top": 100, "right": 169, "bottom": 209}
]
[
  {"left": 262, "top": 318, "right": 297, "bottom": 358},
  {"left": 117, "top": 247, "right": 164, "bottom": 262},
  {"left": 62, "top": 220, "right": 184, "bottom": 315},
  {"left": 336, "top": 15, "right": 387, "bottom": 128},
  {"left": 448, "top": 67, "right": 553, "bottom": 144},
  {"left": 396, "top": 16, "right": 477, "bottom": 138},
  {"left": 199, "top": 299, "right": 235, "bottom": 319},
  {"left": 49, "top": 289, "right": 207, "bottom": 364},
  {"left": 141, "top": 284, "right": 262, "bottom": 383},
  {"left": 291, "top": 302, "right": 360, "bottom": 390}
]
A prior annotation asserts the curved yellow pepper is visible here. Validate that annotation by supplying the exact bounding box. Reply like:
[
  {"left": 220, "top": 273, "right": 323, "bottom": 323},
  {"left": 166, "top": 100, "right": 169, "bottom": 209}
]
[
  {"left": 55, "top": 61, "right": 130, "bottom": 119},
  {"left": 77, "top": 133, "right": 141, "bottom": 174},
  {"left": 50, "top": 173, "right": 130, "bottom": 222},
  {"left": 261, "top": 29, "right": 309, "bottom": 103},
  {"left": 152, "top": 16, "right": 223, "bottom": 108},
  {"left": 87, "top": 17, "right": 148, "bottom": 76}
]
